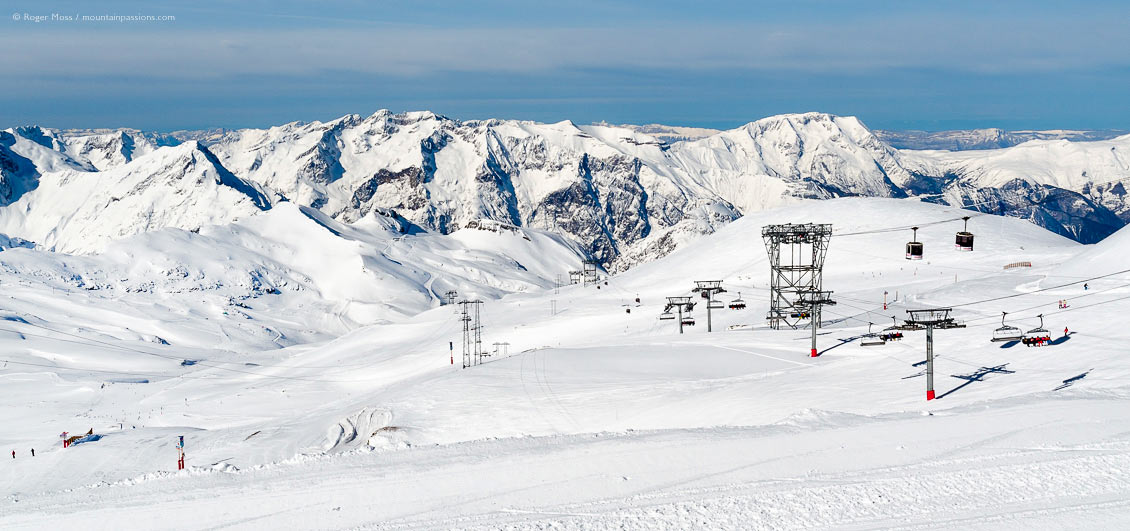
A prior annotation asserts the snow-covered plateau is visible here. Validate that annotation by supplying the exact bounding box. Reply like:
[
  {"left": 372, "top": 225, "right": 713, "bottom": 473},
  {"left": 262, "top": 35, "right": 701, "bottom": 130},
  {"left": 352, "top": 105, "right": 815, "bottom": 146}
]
[{"left": 2, "top": 190, "right": 1130, "bottom": 529}]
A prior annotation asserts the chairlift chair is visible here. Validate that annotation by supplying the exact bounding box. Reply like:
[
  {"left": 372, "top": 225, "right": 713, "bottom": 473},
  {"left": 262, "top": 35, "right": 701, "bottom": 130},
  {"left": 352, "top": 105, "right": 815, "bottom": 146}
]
[
  {"left": 955, "top": 216, "right": 974, "bottom": 251},
  {"left": 991, "top": 311, "right": 1023, "bottom": 342},
  {"left": 728, "top": 292, "right": 747, "bottom": 310},
  {"left": 681, "top": 316, "right": 696, "bottom": 326},
  {"left": 1022, "top": 314, "right": 1051, "bottom": 347},
  {"left": 860, "top": 323, "right": 887, "bottom": 347},
  {"left": 879, "top": 316, "right": 903, "bottom": 341},
  {"left": 659, "top": 312, "right": 675, "bottom": 321},
  {"left": 789, "top": 311, "right": 811, "bottom": 319},
  {"left": 906, "top": 226, "right": 924, "bottom": 260},
  {"left": 879, "top": 330, "right": 904, "bottom": 341},
  {"left": 708, "top": 300, "right": 724, "bottom": 309}
]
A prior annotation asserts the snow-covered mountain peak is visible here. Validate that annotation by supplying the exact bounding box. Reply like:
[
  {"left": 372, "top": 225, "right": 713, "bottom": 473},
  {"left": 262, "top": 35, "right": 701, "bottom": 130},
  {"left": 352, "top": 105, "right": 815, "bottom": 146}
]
[
  {"left": 737, "top": 112, "right": 858, "bottom": 135},
  {"left": 11, "top": 125, "right": 65, "bottom": 151}
]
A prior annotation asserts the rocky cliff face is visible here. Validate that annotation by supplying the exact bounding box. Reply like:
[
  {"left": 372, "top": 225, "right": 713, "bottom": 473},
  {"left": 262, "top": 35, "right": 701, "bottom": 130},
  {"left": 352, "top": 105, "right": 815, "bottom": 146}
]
[{"left": 196, "top": 111, "right": 907, "bottom": 268}]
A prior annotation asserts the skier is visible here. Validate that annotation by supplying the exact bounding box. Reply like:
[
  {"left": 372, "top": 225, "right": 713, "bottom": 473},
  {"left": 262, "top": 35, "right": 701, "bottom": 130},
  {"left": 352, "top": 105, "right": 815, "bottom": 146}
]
[
  {"left": 1084, "top": 283, "right": 1089, "bottom": 290},
  {"left": 1064, "top": 327, "right": 1069, "bottom": 337},
  {"left": 30, "top": 448, "right": 34, "bottom": 457}
]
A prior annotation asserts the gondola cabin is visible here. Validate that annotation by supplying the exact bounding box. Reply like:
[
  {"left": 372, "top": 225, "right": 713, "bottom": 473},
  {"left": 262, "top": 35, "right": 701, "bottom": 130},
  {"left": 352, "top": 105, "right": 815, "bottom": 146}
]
[
  {"left": 906, "top": 226, "right": 923, "bottom": 260},
  {"left": 955, "top": 216, "right": 974, "bottom": 251}
]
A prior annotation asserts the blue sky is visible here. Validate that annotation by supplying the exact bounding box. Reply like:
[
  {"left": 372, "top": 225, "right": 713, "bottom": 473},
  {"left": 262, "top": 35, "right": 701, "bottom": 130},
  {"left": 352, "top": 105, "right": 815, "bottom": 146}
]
[{"left": 2, "top": 0, "right": 1129, "bottom": 132}]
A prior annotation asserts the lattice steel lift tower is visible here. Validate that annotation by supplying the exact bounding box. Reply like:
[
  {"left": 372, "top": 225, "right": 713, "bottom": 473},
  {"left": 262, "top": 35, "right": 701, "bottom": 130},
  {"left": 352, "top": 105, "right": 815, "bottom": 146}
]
[
  {"left": 582, "top": 260, "right": 600, "bottom": 286},
  {"left": 762, "top": 223, "right": 833, "bottom": 330},
  {"left": 459, "top": 300, "right": 484, "bottom": 368},
  {"left": 897, "top": 308, "right": 965, "bottom": 400}
]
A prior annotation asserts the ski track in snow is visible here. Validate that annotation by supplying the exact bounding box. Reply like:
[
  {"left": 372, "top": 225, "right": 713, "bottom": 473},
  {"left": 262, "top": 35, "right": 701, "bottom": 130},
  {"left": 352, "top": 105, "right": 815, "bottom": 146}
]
[
  {"left": 5, "top": 403, "right": 1130, "bottom": 530},
  {"left": 1, "top": 198, "right": 1130, "bottom": 528}
]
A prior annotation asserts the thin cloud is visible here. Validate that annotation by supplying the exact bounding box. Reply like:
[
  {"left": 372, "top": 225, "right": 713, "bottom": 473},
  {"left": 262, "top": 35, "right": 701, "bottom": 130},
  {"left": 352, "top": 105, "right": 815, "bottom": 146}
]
[{"left": 2, "top": 16, "right": 1128, "bottom": 80}]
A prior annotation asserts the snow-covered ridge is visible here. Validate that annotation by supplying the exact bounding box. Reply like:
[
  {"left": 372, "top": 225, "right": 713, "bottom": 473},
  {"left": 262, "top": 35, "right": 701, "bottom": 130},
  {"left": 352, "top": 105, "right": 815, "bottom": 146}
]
[
  {"left": 876, "top": 127, "right": 1129, "bottom": 150},
  {"left": 0, "top": 201, "right": 586, "bottom": 334},
  {"left": 0, "top": 142, "right": 272, "bottom": 253},
  {"left": 603, "top": 122, "right": 721, "bottom": 143},
  {"left": 3, "top": 111, "right": 1130, "bottom": 265}
]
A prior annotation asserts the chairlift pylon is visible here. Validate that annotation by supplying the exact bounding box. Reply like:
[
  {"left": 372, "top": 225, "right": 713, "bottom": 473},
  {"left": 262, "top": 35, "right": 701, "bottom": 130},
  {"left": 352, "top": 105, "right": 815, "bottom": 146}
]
[
  {"left": 906, "top": 226, "right": 924, "bottom": 260},
  {"left": 991, "top": 311, "right": 1023, "bottom": 342}
]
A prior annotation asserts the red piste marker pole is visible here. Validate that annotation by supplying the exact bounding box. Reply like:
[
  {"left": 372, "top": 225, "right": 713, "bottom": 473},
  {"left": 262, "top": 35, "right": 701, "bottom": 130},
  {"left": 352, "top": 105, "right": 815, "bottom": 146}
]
[{"left": 449, "top": 341, "right": 453, "bottom": 365}]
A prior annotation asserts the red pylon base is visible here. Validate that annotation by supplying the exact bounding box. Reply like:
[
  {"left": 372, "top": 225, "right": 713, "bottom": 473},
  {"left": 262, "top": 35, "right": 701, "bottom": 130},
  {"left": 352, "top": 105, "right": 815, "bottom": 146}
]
[
  {"left": 926, "top": 389, "right": 936, "bottom": 401},
  {"left": 810, "top": 348, "right": 818, "bottom": 358}
]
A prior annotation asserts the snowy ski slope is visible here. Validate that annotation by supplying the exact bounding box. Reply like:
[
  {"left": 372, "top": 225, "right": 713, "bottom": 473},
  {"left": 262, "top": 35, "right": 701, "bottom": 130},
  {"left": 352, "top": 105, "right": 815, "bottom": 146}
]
[{"left": 2, "top": 198, "right": 1130, "bottom": 529}]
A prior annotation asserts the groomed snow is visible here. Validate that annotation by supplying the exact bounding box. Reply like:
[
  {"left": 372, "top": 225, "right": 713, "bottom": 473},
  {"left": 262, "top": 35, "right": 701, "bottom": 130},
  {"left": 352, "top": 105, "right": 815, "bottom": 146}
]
[{"left": 2, "top": 197, "right": 1129, "bottom": 529}]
